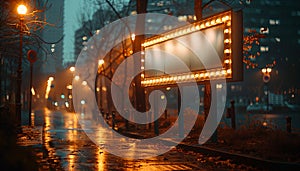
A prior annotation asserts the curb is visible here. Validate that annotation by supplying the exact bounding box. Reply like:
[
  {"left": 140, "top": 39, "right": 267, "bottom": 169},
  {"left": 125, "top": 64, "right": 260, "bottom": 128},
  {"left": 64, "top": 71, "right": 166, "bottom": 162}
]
[{"left": 177, "top": 143, "right": 300, "bottom": 171}]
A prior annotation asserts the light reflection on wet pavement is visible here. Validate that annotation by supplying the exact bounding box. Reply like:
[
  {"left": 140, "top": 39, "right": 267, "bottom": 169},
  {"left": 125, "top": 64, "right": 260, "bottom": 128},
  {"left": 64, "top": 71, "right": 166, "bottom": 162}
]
[{"left": 18, "top": 108, "right": 258, "bottom": 170}]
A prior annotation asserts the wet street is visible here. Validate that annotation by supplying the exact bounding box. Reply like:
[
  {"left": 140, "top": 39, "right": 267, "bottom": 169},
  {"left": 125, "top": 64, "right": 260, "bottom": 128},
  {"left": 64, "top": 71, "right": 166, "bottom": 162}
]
[{"left": 18, "top": 108, "right": 257, "bottom": 170}]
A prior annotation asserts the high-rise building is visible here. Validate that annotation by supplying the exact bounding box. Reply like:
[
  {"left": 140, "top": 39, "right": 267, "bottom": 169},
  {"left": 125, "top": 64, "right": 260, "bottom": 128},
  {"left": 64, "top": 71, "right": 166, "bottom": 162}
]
[{"left": 240, "top": 0, "right": 300, "bottom": 104}]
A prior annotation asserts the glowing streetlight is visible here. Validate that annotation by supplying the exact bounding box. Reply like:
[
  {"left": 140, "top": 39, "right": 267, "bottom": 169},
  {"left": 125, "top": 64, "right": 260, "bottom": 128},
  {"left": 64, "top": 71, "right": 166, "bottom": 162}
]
[
  {"left": 16, "top": 4, "right": 28, "bottom": 126},
  {"left": 98, "top": 59, "right": 104, "bottom": 66},
  {"left": 66, "top": 85, "right": 72, "bottom": 90},
  {"left": 261, "top": 67, "right": 272, "bottom": 112},
  {"left": 82, "top": 81, "right": 87, "bottom": 86},
  {"left": 17, "top": 4, "right": 27, "bottom": 15},
  {"left": 69, "top": 66, "right": 75, "bottom": 72},
  {"left": 261, "top": 67, "right": 272, "bottom": 74},
  {"left": 31, "top": 87, "right": 35, "bottom": 96},
  {"left": 74, "top": 75, "right": 80, "bottom": 81},
  {"left": 131, "top": 33, "right": 136, "bottom": 41}
]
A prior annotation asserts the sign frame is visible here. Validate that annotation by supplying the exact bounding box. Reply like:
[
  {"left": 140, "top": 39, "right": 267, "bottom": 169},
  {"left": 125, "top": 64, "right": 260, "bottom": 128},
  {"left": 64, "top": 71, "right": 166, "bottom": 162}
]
[{"left": 140, "top": 10, "right": 243, "bottom": 87}]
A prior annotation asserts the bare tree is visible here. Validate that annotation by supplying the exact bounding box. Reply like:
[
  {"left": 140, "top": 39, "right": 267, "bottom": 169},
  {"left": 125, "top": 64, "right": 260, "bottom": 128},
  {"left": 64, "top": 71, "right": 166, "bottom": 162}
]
[{"left": 0, "top": 0, "right": 63, "bottom": 106}]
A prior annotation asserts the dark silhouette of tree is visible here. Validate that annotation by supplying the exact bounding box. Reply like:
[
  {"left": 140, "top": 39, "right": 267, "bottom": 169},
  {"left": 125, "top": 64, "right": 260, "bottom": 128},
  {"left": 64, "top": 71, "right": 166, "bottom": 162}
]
[{"left": 0, "top": 0, "right": 63, "bottom": 106}]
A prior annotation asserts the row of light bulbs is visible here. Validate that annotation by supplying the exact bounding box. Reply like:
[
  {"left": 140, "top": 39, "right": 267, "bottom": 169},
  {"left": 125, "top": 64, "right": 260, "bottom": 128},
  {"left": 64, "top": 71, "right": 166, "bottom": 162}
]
[
  {"left": 140, "top": 11, "right": 233, "bottom": 87},
  {"left": 141, "top": 69, "right": 232, "bottom": 86},
  {"left": 142, "top": 11, "right": 232, "bottom": 47}
]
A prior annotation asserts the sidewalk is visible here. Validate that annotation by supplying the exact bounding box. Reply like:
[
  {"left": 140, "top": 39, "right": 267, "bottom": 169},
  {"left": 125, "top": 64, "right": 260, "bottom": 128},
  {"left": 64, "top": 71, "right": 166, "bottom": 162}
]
[{"left": 11, "top": 114, "right": 300, "bottom": 171}]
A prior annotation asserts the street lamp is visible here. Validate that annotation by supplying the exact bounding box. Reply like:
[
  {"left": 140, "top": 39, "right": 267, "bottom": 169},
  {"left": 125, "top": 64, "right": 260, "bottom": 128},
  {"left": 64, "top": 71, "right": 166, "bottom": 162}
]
[
  {"left": 261, "top": 67, "right": 272, "bottom": 112},
  {"left": 16, "top": 4, "right": 27, "bottom": 126},
  {"left": 66, "top": 78, "right": 73, "bottom": 112},
  {"left": 69, "top": 66, "right": 75, "bottom": 72},
  {"left": 261, "top": 67, "right": 272, "bottom": 75},
  {"left": 17, "top": 5, "right": 27, "bottom": 15}
]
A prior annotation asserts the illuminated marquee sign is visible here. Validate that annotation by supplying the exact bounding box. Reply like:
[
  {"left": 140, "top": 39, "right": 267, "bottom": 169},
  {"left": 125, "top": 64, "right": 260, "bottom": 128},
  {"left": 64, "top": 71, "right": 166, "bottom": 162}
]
[{"left": 140, "top": 10, "right": 243, "bottom": 87}]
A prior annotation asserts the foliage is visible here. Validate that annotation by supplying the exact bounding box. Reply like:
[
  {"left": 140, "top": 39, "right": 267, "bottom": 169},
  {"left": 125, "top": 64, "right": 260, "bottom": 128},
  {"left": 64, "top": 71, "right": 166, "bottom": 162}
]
[
  {"left": 0, "top": 0, "right": 60, "bottom": 60},
  {"left": 0, "top": 0, "right": 62, "bottom": 106},
  {"left": 243, "top": 29, "right": 269, "bottom": 69}
]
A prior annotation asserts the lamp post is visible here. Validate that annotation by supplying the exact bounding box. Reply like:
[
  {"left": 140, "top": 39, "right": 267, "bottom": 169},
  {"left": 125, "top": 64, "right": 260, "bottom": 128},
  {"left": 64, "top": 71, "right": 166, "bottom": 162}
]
[
  {"left": 261, "top": 67, "right": 272, "bottom": 112},
  {"left": 97, "top": 59, "right": 104, "bottom": 110},
  {"left": 67, "top": 67, "right": 75, "bottom": 112},
  {"left": 16, "top": 4, "right": 27, "bottom": 126}
]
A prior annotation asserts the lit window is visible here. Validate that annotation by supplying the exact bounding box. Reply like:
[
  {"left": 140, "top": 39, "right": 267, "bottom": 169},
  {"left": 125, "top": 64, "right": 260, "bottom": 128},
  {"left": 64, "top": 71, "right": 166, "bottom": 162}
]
[
  {"left": 275, "top": 37, "right": 280, "bottom": 42},
  {"left": 269, "top": 19, "right": 280, "bottom": 25},
  {"left": 231, "top": 85, "right": 235, "bottom": 91},
  {"left": 82, "top": 36, "right": 87, "bottom": 41},
  {"left": 51, "top": 48, "right": 55, "bottom": 53},
  {"left": 51, "top": 44, "right": 55, "bottom": 48},
  {"left": 157, "top": 1, "right": 164, "bottom": 6},
  {"left": 260, "top": 46, "right": 269, "bottom": 52}
]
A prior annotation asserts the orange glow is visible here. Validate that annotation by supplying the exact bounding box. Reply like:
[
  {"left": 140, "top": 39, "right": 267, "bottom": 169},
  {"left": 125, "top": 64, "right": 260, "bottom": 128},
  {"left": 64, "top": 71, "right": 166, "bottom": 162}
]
[
  {"left": 69, "top": 66, "right": 75, "bottom": 72},
  {"left": 141, "top": 11, "right": 234, "bottom": 87},
  {"left": 17, "top": 4, "right": 27, "bottom": 15}
]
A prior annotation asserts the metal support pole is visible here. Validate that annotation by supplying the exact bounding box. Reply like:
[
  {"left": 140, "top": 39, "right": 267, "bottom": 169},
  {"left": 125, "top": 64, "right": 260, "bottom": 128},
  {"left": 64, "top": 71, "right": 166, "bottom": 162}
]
[
  {"left": 266, "top": 84, "right": 269, "bottom": 112},
  {"left": 154, "top": 92, "right": 159, "bottom": 135},
  {"left": 28, "top": 62, "right": 33, "bottom": 126},
  {"left": 286, "top": 116, "right": 291, "bottom": 133},
  {"left": 99, "top": 76, "right": 102, "bottom": 110},
  {"left": 112, "top": 111, "right": 115, "bottom": 130},
  {"left": 164, "top": 109, "right": 168, "bottom": 119},
  {"left": 125, "top": 109, "right": 129, "bottom": 130},
  {"left": 178, "top": 88, "right": 184, "bottom": 138},
  {"left": 204, "top": 83, "right": 211, "bottom": 121},
  {"left": 230, "top": 100, "right": 236, "bottom": 130},
  {"left": 205, "top": 83, "right": 218, "bottom": 143},
  {"left": 16, "top": 18, "right": 23, "bottom": 126}
]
